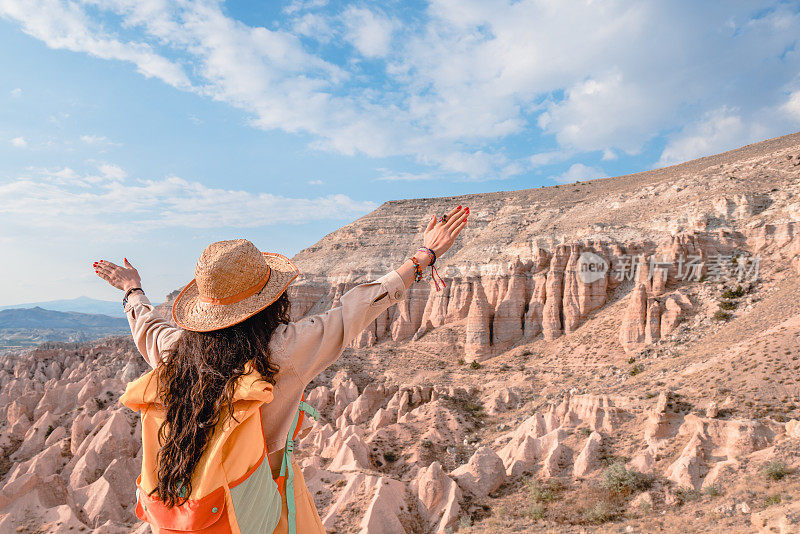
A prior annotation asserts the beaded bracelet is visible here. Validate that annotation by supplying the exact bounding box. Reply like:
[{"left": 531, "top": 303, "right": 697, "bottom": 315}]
[
  {"left": 410, "top": 256, "right": 424, "bottom": 282},
  {"left": 416, "top": 246, "right": 436, "bottom": 266},
  {"left": 410, "top": 248, "right": 446, "bottom": 291}
]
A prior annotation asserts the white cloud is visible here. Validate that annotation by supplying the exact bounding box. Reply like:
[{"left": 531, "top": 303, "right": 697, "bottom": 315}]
[
  {"left": 529, "top": 149, "right": 574, "bottom": 167},
  {"left": 376, "top": 171, "right": 440, "bottom": 182},
  {"left": 602, "top": 149, "right": 617, "bottom": 161},
  {"left": 657, "top": 107, "right": 754, "bottom": 166},
  {"left": 307, "top": 179, "right": 324, "bottom": 185},
  {"left": 292, "top": 13, "right": 335, "bottom": 42},
  {"left": 0, "top": 165, "right": 378, "bottom": 232},
  {"left": 342, "top": 7, "right": 396, "bottom": 58},
  {"left": 0, "top": 0, "right": 191, "bottom": 88},
  {"left": 10, "top": 87, "right": 21, "bottom": 97},
  {"left": 80, "top": 134, "right": 109, "bottom": 144},
  {"left": 284, "top": 0, "right": 329, "bottom": 16},
  {"left": 97, "top": 163, "right": 128, "bottom": 180},
  {"left": 538, "top": 71, "right": 662, "bottom": 154},
  {"left": 783, "top": 91, "right": 800, "bottom": 121},
  {"left": 10, "top": 136, "right": 27, "bottom": 148},
  {"left": 3, "top": 1, "right": 800, "bottom": 181},
  {"left": 551, "top": 163, "right": 606, "bottom": 184}
]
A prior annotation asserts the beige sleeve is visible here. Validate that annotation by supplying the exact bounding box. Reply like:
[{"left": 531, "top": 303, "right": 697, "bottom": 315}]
[
  {"left": 124, "top": 291, "right": 183, "bottom": 369},
  {"left": 273, "top": 269, "right": 407, "bottom": 384}
]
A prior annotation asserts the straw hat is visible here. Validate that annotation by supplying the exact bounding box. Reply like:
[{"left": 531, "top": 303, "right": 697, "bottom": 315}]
[{"left": 172, "top": 239, "right": 299, "bottom": 332}]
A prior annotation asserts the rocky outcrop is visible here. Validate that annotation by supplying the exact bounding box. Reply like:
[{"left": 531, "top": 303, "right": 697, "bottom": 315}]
[
  {"left": 450, "top": 446, "right": 506, "bottom": 497},
  {"left": 322, "top": 473, "right": 413, "bottom": 534},
  {"left": 573, "top": 431, "right": 604, "bottom": 477},
  {"left": 410, "top": 462, "right": 461, "bottom": 534}
]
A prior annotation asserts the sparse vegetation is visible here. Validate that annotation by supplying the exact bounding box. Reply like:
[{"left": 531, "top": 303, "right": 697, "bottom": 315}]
[
  {"left": 764, "top": 494, "right": 782, "bottom": 506},
  {"left": 527, "top": 478, "right": 565, "bottom": 504},
  {"left": 525, "top": 502, "right": 546, "bottom": 520},
  {"left": 718, "top": 300, "right": 737, "bottom": 310},
  {"left": 383, "top": 451, "right": 397, "bottom": 463},
  {"left": 44, "top": 425, "right": 54, "bottom": 438},
  {"left": 713, "top": 310, "right": 733, "bottom": 321},
  {"left": 674, "top": 487, "right": 700, "bottom": 504},
  {"left": 581, "top": 502, "right": 616, "bottom": 524},
  {"left": 764, "top": 461, "right": 789, "bottom": 481},
  {"left": 722, "top": 285, "right": 745, "bottom": 299},
  {"left": 629, "top": 364, "right": 643, "bottom": 376},
  {"left": 469, "top": 361, "right": 481, "bottom": 370},
  {"left": 702, "top": 484, "right": 723, "bottom": 497},
  {"left": 600, "top": 462, "right": 651, "bottom": 495}
]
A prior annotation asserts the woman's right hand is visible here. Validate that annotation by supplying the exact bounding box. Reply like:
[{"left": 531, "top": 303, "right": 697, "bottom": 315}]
[{"left": 422, "top": 205, "right": 469, "bottom": 258}]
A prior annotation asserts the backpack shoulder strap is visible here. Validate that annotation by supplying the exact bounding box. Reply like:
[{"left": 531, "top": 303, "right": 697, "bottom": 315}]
[{"left": 276, "top": 394, "right": 320, "bottom": 534}]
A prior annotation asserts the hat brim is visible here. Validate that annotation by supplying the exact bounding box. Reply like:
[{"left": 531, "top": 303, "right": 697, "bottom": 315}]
[{"left": 172, "top": 252, "right": 299, "bottom": 332}]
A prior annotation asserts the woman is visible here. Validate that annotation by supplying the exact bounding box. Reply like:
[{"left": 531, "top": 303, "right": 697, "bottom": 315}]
[{"left": 93, "top": 205, "right": 469, "bottom": 533}]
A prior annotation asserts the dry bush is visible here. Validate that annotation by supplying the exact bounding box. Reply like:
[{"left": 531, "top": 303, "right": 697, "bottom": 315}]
[{"left": 546, "top": 484, "right": 627, "bottom": 525}]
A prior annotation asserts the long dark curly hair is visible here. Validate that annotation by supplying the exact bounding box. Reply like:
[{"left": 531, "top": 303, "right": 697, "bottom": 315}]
[{"left": 154, "top": 292, "right": 291, "bottom": 507}]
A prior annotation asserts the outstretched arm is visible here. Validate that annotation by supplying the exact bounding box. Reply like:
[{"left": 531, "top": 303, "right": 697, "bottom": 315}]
[
  {"left": 278, "top": 205, "right": 470, "bottom": 384},
  {"left": 93, "top": 258, "right": 180, "bottom": 368},
  {"left": 395, "top": 205, "right": 469, "bottom": 288}
]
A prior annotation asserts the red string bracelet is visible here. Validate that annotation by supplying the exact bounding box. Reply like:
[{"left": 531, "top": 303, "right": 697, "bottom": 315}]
[
  {"left": 410, "top": 255, "right": 423, "bottom": 282},
  {"left": 416, "top": 247, "right": 446, "bottom": 291}
]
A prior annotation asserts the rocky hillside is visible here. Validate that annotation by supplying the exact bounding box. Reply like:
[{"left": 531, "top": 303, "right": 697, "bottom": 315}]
[{"left": 3, "top": 131, "right": 800, "bottom": 533}]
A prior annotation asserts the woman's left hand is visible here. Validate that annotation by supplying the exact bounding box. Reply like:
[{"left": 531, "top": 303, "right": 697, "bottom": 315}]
[{"left": 93, "top": 258, "right": 142, "bottom": 292}]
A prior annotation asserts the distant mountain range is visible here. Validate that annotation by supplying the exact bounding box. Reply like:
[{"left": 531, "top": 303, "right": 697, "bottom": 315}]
[
  {"left": 0, "top": 296, "right": 147, "bottom": 317},
  {"left": 0, "top": 307, "right": 130, "bottom": 352}
]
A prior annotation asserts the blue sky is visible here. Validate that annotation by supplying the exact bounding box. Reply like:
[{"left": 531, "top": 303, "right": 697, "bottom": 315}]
[{"left": 1, "top": 0, "right": 799, "bottom": 305}]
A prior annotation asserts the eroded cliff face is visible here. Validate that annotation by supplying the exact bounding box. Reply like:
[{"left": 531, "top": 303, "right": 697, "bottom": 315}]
[{"left": 286, "top": 220, "right": 800, "bottom": 359}]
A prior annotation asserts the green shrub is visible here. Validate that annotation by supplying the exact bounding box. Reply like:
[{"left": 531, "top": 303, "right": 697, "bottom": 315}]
[
  {"left": 527, "top": 479, "right": 564, "bottom": 504},
  {"left": 702, "top": 485, "right": 722, "bottom": 497},
  {"left": 470, "top": 361, "right": 481, "bottom": 370},
  {"left": 629, "top": 364, "right": 643, "bottom": 376},
  {"left": 44, "top": 425, "right": 54, "bottom": 438},
  {"left": 718, "top": 300, "right": 737, "bottom": 310},
  {"left": 764, "top": 461, "right": 789, "bottom": 481},
  {"left": 722, "top": 286, "right": 745, "bottom": 299},
  {"left": 581, "top": 502, "right": 615, "bottom": 524},
  {"left": 713, "top": 310, "right": 732, "bottom": 321},
  {"left": 765, "top": 494, "right": 782, "bottom": 506},
  {"left": 601, "top": 462, "right": 651, "bottom": 495},
  {"left": 383, "top": 451, "right": 397, "bottom": 463}
]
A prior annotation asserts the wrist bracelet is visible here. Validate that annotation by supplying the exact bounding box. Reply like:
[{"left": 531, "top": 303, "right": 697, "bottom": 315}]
[
  {"left": 412, "top": 247, "right": 446, "bottom": 292},
  {"left": 410, "top": 256, "right": 423, "bottom": 282},
  {"left": 123, "top": 287, "right": 144, "bottom": 307},
  {"left": 416, "top": 246, "right": 436, "bottom": 266}
]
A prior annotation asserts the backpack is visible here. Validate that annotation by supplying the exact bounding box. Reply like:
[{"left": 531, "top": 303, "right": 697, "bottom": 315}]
[{"left": 120, "top": 363, "right": 319, "bottom": 534}]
